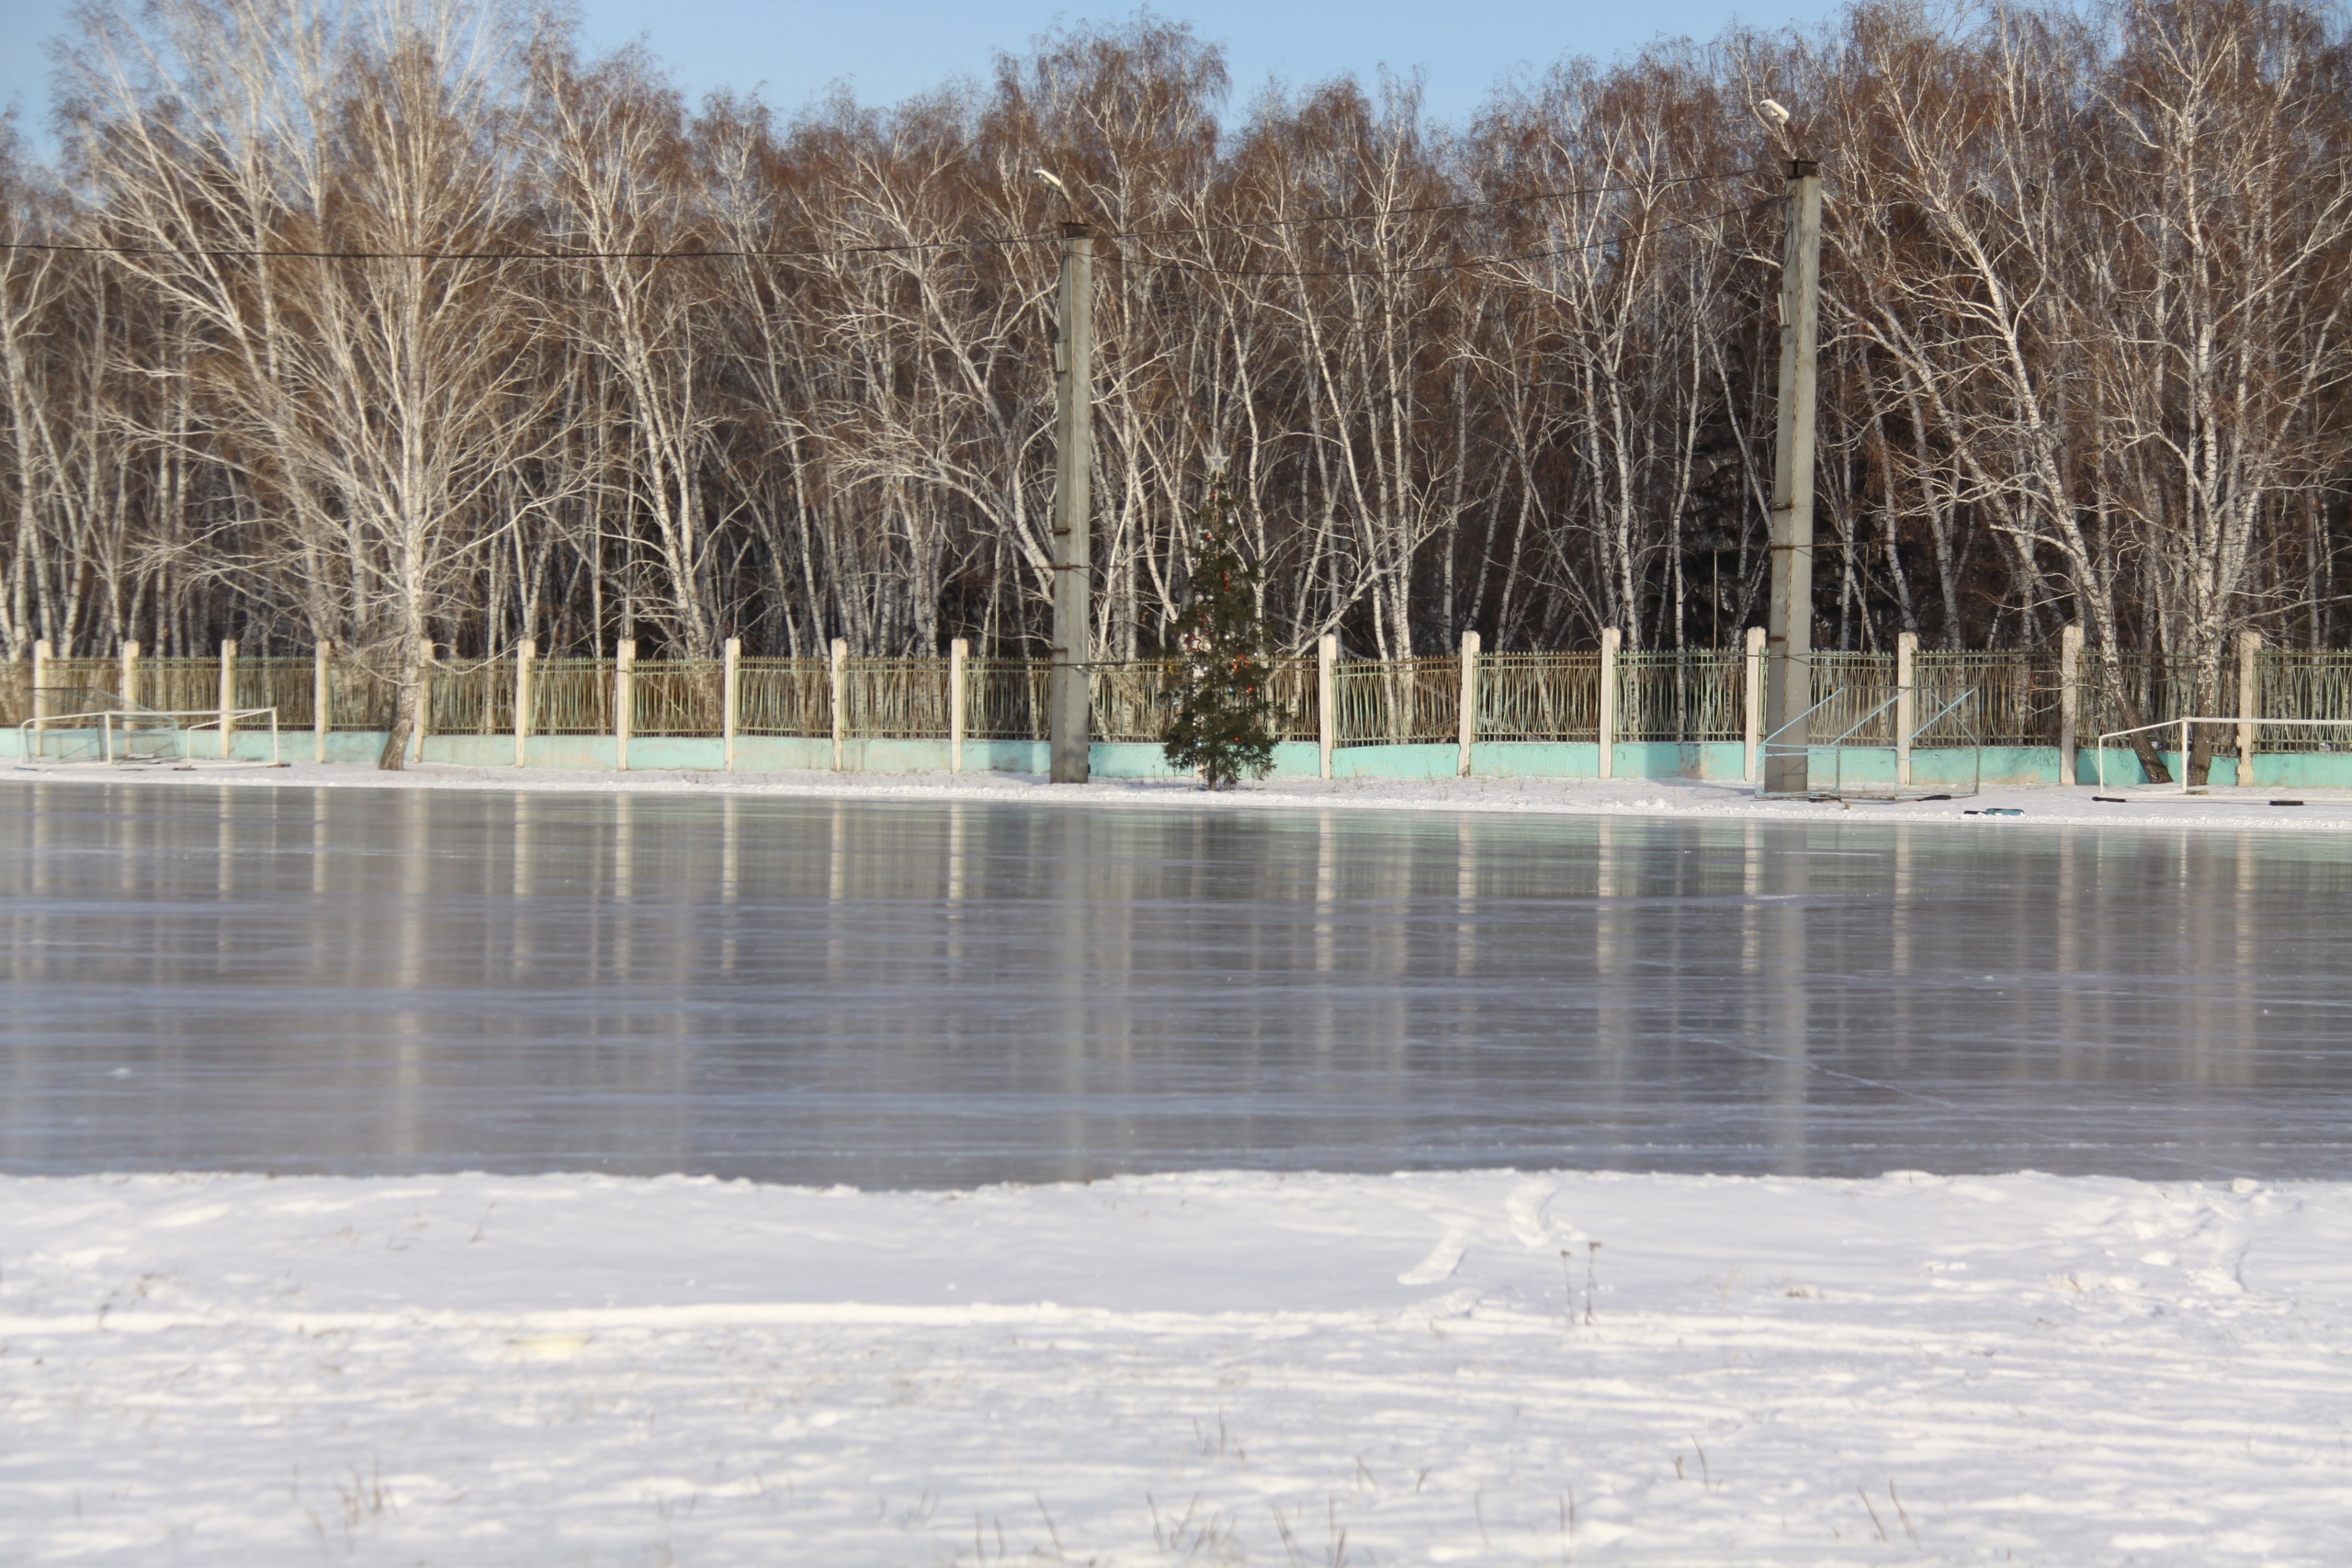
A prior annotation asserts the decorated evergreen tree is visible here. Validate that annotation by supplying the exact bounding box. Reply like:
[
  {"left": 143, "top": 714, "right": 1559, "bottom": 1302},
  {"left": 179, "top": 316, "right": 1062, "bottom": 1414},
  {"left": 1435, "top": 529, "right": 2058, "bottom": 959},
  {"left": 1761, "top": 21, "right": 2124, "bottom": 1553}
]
[{"left": 1163, "top": 465, "right": 1279, "bottom": 788}]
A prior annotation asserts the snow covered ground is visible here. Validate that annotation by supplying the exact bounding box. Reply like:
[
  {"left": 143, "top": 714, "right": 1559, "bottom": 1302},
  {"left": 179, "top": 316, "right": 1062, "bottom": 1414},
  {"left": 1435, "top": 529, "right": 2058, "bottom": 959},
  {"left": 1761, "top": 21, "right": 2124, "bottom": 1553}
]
[
  {"left": 5, "top": 1168, "right": 2348, "bottom": 1563},
  {"left": 34, "top": 755, "right": 2352, "bottom": 833}
]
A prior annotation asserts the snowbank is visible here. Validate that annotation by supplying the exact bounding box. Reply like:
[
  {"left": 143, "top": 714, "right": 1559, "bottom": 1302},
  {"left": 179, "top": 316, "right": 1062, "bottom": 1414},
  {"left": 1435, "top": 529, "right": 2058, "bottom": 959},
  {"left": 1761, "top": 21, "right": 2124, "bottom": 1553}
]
[
  {"left": 4, "top": 1168, "right": 2346, "bottom": 1562},
  {"left": 22, "top": 755, "right": 2352, "bottom": 832}
]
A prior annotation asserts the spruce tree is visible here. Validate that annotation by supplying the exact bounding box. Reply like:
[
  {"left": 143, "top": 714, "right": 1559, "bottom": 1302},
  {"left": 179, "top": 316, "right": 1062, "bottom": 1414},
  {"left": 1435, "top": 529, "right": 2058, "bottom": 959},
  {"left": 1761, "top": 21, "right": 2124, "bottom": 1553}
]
[{"left": 1162, "top": 468, "right": 1279, "bottom": 788}]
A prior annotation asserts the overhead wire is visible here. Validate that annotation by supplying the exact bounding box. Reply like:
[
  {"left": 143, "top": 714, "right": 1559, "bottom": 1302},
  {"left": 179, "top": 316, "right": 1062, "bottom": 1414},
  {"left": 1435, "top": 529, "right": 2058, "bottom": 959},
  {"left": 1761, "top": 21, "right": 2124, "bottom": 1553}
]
[
  {"left": 1082, "top": 165, "right": 1764, "bottom": 243},
  {"left": 1172, "top": 194, "right": 1777, "bottom": 280},
  {"left": 0, "top": 164, "right": 1772, "bottom": 266}
]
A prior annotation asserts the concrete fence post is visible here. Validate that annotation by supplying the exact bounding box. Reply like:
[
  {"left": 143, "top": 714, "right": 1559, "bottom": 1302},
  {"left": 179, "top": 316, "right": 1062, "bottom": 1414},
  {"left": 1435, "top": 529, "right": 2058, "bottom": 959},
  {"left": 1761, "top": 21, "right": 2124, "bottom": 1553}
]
[
  {"left": 1317, "top": 634, "right": 1338, "bottom": 780},
  {"left": 1744, "top": 626, "right": 1766, "bottom": 783},
  {"left": 2237, "top": 629, "right": 2263, "bottom": 788},
  {"left": 722, "top": 637, "right": 740, "bottom": 773},
  {"left": 2059, "top": 624, "right": 2084, "bottom": 785},
  {"left": 29, "top": 636, "right": 50, "bottom": 726},
  {"left": 1456, "top": 630, "right": 1479, "bottom": 778},
  {"left": 313, "top": 641, "right": 331, "bottom": 763},
  {"left": 1598, "top": 627, "right": 1621, "bottom": 780},
  {"left": 1894, "top": 630, "right": 1917, "bottom": 788},
  {"left": 513, "top": 639, "right": 535, "bottom": 769},
  {"left": 218, "top": 637, "right": 237, "bottom": 759},
  {"left": 121, "top": 640, "right": 141, "bottom": 711},
  {"left": 614, "top": 638, "right": 634, "bottom": 772},
  {"left": 949, "top": 637, "right": 968, "bottom": 773},
  {"left": 830, "top": 637, "right": 848, "bottom": 772}
]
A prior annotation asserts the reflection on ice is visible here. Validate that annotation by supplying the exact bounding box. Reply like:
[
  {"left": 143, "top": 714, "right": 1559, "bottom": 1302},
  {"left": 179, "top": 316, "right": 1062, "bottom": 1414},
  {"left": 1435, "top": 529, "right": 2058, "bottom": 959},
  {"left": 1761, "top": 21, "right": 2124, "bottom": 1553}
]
[{"left": 3, "top": 781, "right": 2350, "bottom": 1183}]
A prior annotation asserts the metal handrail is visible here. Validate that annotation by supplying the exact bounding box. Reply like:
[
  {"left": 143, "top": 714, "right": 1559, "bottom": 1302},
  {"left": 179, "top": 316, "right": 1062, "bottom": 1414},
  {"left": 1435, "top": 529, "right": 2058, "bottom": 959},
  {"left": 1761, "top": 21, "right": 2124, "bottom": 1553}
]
[
  {"left": 1758, "top": 689, "right": 1882, "bottom": 752},
  {"left": 1911, "top": 687, "right": 1982, "bottom": 740},
  {"left": 1758, "top": 685, "right": 1983, "bottom": 797}
]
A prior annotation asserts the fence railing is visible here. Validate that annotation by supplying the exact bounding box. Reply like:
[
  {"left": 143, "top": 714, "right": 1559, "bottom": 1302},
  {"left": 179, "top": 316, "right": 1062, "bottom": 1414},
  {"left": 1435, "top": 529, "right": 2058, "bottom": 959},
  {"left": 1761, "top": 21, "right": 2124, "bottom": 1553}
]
[
  {"left": 14, "top": 637, "right": 2350, "bottom": 767},
  {"left": 1334, "top": 656, "right": 1460, "bottom": 746},
  {"left": 737, "top": 659, "right": 830, "bottom": 737},
  {"left": 137, "top": 658, "right": 222, "bottom": 718},
  {"left": 1917, "top": 651, "right": 2059, "bottom": 746},
  {"left": 1618, "top": 649, "right": 1747, "bottom": 742},
  {"left": 424, "top": 660, "right": 504, "bottom": 736},
  {"left": 530, "top": 659, "right": 614, "bottom": 736},
  {"left": 845, "top": 659, "right": 951, "bottom": 740},
  {"left": 2256, "top": 651, "right": 2352, "bottom": 752},
  {"left": 966, "top": 658, "right": 1047, "bottom": 741},
  {"left": 633, "top": 660, "right": 723, "bottom": 738},
  {"left": 1479, "top": 651, "right": 1600, "bottom": 740}
]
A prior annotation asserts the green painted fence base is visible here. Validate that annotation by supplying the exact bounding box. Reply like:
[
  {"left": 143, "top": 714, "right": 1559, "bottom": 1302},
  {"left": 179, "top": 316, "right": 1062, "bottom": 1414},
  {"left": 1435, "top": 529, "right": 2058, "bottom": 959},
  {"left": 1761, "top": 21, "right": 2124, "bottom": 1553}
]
[
  {"left": 14, "top": 725, "right": 2352, "bottom": 789},
  {"left": 2075, "top": 748, "right": 2352, "bottom": 788}
]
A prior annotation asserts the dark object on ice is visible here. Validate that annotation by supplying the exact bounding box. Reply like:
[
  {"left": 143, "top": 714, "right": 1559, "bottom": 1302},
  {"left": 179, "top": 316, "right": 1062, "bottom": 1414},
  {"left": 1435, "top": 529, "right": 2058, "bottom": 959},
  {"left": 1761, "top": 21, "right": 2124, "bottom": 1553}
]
[
  {"left": 2270, "top": 799, "right": 2305, "bottom": 807},
  {"left": 2093, "top": 795, "right": 2128, "bottom": 803},
  {"left": 1918, "top": 794, "right": 1951, "bottom": 802}
]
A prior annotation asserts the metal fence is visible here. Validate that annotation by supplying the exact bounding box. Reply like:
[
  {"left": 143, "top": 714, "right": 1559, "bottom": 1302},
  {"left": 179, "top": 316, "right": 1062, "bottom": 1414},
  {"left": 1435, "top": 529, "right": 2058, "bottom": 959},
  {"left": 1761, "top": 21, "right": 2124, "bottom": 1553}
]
[
  {"left": 24, "top": 643, "right": 2352, "bottom": 760},
  {"left": 1622, "top": 649, "right": 1747, "bottom": 742},
  {"left": 327, "top": 661, "right": 398, "bottom": 731},
  {"left": 966, "top": 659, "right": 1048, "bottom": 740},
  {"left": 737, "top": 659, "right": 830, "bottom": 737},
  {"left": 1089, "top": 660, "right": 1170, "bottom": 744},
  {"left": 2256, "top": 652, "right": 2352, "bottom": 752},
  {"left": 2080, "top": 651, "right": 2200, "bottom": 743},
  {"left": 632, "top": 660, "right": 723, "bottom": 738},
  {"left": 528, "top": 659, "right": 613, "bottom": 736},
  {"left": 1803, "top": 653, "right": 1897, "bottom": 745},
  {"left": 40, "top": 658, "right": 126, "bottom": 709},
  {"left": 232, "top": 659, "right": 313, "bottom": 729},
  {"left": 1334, "top": 657, "right": 1460, "bottom": 746},
  {"left": 425, "top": 660, "right": 509, "bottom": 735},
  {"left": 135, "top": 658, "right": 223, "bottom": 718},
  {"left": 1915, "top": 651, "right": 2059, "bottom": 746},
  {"left": 844, "top": 659, "right": 951, "bottom": 740},
  {"left": 1479, "top": 652, "right": 1600, "bottom": 740},
  {"left": 1088, "top": 658, "right": 1319, "bottom": 744}
]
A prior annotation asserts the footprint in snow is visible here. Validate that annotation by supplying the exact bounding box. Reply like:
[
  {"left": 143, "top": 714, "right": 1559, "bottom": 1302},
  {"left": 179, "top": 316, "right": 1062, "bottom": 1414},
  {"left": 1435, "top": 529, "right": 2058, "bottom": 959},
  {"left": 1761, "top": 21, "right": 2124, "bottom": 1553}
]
[
  {"left": 1398, "top": 1230, "right": 1469, "bottom": 1285},
  {"left": 1506, "top": 1179, "right": 1563, "bottom": 1248}
]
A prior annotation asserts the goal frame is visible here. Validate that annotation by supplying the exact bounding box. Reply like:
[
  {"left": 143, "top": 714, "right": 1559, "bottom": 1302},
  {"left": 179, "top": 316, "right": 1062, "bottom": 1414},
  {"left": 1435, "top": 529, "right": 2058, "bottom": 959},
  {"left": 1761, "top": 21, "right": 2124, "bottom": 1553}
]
[
  {"left": 2093, "top": 716, "right": 2352, "bottom": 794},
  {"left": 18, "top": 694, "right": 283, "bottom": 768}
]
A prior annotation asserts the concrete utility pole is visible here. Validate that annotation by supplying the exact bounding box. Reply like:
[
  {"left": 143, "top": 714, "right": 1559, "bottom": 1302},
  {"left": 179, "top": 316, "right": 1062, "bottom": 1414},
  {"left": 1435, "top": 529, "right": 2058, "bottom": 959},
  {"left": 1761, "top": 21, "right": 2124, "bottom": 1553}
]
[
  {"left": 1762, "top": 157, "right": 1823, "bottom": 795},
  {"left": 1048, "top": 220, "right": 1097, "bottom": 784}
]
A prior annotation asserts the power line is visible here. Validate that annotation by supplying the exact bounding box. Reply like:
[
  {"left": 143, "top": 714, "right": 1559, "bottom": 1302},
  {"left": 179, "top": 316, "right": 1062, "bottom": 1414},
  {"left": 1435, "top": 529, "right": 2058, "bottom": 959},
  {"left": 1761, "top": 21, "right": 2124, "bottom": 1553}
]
[
  {"left": 1091, "top": 166, "right": 1762, "bottom": 243},
  {"left": 0, "top": 231, "right": 1042, "bottom": 264},
  {"left": 0, "top": 165, "right": 1766, "bottom": 265},
  {"left": 1173, "top": 196, "right": 1776, "bottom": 280}
]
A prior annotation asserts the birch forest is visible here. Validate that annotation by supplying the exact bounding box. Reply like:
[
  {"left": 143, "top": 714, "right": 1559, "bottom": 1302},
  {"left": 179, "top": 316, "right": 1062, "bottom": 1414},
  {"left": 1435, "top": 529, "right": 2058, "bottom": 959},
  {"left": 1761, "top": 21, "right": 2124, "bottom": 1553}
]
[{"left": 3, "top": 0, "right": 2349, "bottom": 718}]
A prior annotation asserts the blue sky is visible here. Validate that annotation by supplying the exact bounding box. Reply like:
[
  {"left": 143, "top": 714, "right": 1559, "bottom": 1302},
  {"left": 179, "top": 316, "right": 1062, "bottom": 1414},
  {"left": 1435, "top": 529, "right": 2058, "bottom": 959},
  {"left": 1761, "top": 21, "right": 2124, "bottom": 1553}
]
[{"left": 2, "top": 0, "right": 1849, "bottom": 145}]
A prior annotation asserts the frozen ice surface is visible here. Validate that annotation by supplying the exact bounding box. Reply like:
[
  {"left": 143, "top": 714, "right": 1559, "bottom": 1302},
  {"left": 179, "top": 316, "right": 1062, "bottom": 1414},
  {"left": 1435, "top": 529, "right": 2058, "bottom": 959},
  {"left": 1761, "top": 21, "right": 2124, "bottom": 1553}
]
[
  {"left": 4, "top": 1167, "right": 2349, "bottom": 1564},
  {"left": 5, "top": 778, "right": 2351, "bottom": 1181}
]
